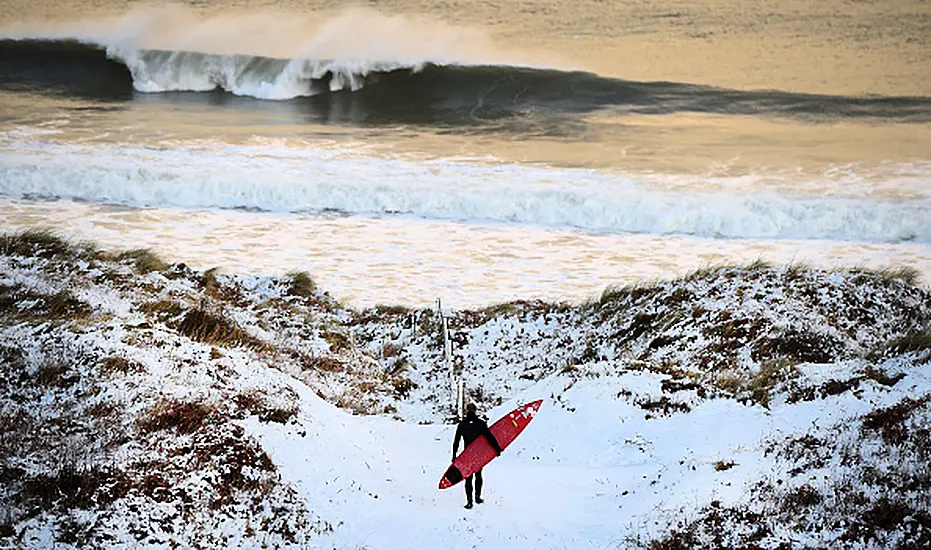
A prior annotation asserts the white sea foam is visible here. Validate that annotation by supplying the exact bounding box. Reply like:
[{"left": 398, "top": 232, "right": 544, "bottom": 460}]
[
  {"left": 1, "top": 134, "right": 928, "bottom": 243},
  {"left": 106, "top": 45, "right": 430, "bottom": 98}
]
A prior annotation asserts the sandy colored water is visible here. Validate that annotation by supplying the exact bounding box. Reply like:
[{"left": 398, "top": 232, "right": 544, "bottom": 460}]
[
  {"left": 2, "top": 0, "right": 929, "bottom": 95},
  {"left": 3, "top": 1, "right": 930, "bottom": 176}
]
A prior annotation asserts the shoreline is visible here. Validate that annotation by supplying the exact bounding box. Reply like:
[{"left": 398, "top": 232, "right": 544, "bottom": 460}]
[{"left": 2, "top": 213, "right": 929, "bottom": 310}]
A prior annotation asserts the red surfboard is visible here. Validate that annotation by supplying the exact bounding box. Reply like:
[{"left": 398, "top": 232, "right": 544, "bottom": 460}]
[{"left": 438, "top": 400, "right": 542, "bottom": 489}]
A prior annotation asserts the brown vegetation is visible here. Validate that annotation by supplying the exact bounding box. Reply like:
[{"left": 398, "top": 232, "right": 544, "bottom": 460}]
[
  {"left": 33, "top": 357, "right": 80, "bottom": 389},
  {"left": 0, "top": 284, "right": 92, "bottom": 322},
  {"left": 175, "top": 307, "right": 264, "bottom": 349},
  {"left": 637, "top": 396, "right": 692, "bottom": 417},
  {"left": 118, "top": 248, "right": 169, "bottom": 274},
  {"left": 287, "top": 271, "right": 317, "bottom": 298},
  {"left": 18, "top": 463, "right": 130, "bottom": 512},
  {"left": 235, "top": 390, "right": 298, "bottom": 424},
  {"left": 884, "top": 325, "right": 931, "bottom": 357},
  {"left": 751, "top": 327, "right": 842, "bottom": 364},
  {"left": 861, "top": 395, "right": 931, "bottom": 445},
  {"left": 137, "top": 399, "right": 217, "bottom": 435},
  {"left": 0, "top": 229, "right": 76, "bottom": 260},
  {"left": 98, "top": 355, "right": 146, "bottom": 376},
  {"left": 140, "top": 299, "right": 184, "bottom": 320}
]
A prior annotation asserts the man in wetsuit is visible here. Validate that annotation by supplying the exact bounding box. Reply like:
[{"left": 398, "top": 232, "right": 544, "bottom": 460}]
[{"left": 452, "top": 403, "right": 503, "bottom": 509}]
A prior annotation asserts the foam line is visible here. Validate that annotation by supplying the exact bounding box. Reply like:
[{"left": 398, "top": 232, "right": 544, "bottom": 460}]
[{"left": 1, "top": 139, "right": 927, "bottom": 243}]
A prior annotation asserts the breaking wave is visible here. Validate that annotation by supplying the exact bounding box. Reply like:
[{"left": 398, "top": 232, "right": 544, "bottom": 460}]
[
  {"left": 2, "top": 38, "right": 931, "bottom": 125},
  {"left": 1, "top": 137, "right": 928, "bottom": 243}
]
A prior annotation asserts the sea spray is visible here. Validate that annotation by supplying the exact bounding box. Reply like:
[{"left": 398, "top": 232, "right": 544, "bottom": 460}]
[{"left": 0, "top": 6, "right": 510, "bottom": 66}]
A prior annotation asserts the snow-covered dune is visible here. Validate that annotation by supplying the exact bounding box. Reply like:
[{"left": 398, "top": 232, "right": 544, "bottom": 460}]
[{"left": 1, "top": 231, "right": 929, "bottom": 549}]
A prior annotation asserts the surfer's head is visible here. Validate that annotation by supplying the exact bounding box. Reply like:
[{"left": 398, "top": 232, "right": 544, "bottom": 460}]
[{"left": 465, "top": 403, "right": 477, "bottom": 417}]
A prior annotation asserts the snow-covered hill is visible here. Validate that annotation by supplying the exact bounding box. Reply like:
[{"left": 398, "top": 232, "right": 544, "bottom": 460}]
[{"left": 1, "top": 230, "right": 929, "bottom": 549}]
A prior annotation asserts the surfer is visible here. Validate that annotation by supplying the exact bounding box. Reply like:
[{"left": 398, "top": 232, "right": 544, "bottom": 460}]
[{"left": 452, "top": 403, "right": 503, "bottom": 509}]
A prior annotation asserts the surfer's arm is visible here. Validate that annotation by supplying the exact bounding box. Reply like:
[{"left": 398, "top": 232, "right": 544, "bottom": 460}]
[{"left": 482, "top": 423, "right": 503, "bottom": 455}]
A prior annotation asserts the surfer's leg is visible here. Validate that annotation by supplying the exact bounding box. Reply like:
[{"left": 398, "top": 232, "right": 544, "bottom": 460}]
[
  {"left": 475, "top": 469, "right": 483, "bottom": 503},
  {"left": 464, "top": 475, "right": 474, "bottom": 508}
]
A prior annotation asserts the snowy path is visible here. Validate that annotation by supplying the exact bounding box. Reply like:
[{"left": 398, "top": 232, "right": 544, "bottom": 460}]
[{"left": 241, "top": 366, "right": 904, "bottom": 549}]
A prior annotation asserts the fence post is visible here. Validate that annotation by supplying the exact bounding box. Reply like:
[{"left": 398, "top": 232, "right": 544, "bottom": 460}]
[
  {"left": 457, "top": 378, "right": 465, "bottom": 420},
  {"left": 437, "top": 298, "right": 461, "bottom": 419}
]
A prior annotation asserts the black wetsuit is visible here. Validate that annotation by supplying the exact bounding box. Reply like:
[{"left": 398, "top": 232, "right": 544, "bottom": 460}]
[{"left": 452, "top": 411, "right": 503, "bottom": 505}]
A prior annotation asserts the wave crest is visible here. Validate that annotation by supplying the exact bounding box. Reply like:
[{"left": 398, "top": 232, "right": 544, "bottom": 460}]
[
  {"left": 93, "top": 6, "right": 504, "bottom": 98},
  {"left": 106, "top": 45, "right": 431, "bottom": 98}
]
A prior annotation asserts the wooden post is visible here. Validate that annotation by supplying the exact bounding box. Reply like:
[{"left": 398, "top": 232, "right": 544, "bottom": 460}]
[
  {"left": 457, "top": 378, "right": 465, "bottom": 420},
  {"left": 437, "top": 297, "right": 460, "bottom": 418}
]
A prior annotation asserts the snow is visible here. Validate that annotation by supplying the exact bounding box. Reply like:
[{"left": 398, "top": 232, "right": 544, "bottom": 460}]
[{"left": 1, "top": 239, "right": 930, "bottom": 548}]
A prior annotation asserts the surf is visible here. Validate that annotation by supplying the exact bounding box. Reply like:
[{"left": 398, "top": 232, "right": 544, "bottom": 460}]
[
  {"left": 1, "top": 135, "right": 928, "bottom": 244},
  {"left": 2, "top": 7, "right": 931, "bottom": 124},
  {"left": 3, "top": 40, "right": 931, "bottom": 127}
]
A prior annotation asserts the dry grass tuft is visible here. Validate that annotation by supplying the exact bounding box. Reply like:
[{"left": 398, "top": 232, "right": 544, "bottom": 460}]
[
  {"left": 868, "top": 266, "right": 921, "bottom": 286},
  {"left": 0, "top": 344, "right": 26, "bottom": 371},
  {"left": 19, "top": 463, "right": 130, "bottom": 511},
  {"left": 118, "top": 248, "right": 169, "bottom": 274},
  {"left": 684, "top": 263, "right": 729, "bottom": 282},
  {"left": 885, "top": 325, "right": 931, "bottom": 357},
  {"left": 44, "top": 291, "right": 92, "bottom": 319},
  {"left": 301, "top": 355, "right": 345, "bottom": 373},
  {"left": 860, "top": 365, "right": 905, "bottom": 387},
  {"left": 714, "top": 460, "right": 737, "bottom": 472},
  {"left": 235, "top": 390, "right": 298, "bottom": 424},
  {"left": 479, "top": 301, "right": 522, "bottom": 318},
  {"left": 98, "top": 356, "right": 145, "bottom": 376},
  {"left": 287, "top": 271, "right": 317, "bottom": 298},
  {"left": 594, "top": 283, "right": 661, "bottom": 310},
  {"left": 199, "top": 267, "right": 245, "bottom": 304},
  {"left": 0, "top": 284, "right": 22, "bottom": 318},
  {"left": 861, "top": 395, "right": 931, "bottom": 445},
  {"left": 751, "top": 327, "right": 842, "bottom": 364},
  {"left": 746, "top": 358, "right": 799, "bottom": 407},
  {"left": 637, "top": 396, "right": 692, "bottom": 417},
  {"left": 0, "top": 229, "right": 73, "bottom": 259},
  {"left": 747, "top": 259, "right": 773, "bottom": 272},
  {"left": 780, "top": 485, "right": 822, "bottom": 513},
  {"left": 0, "top": 285, "right": 92, "bottom": 322},
  {"left": 202, "top": 267, "right": 223, "bottom": 298},
  {"left": 137, "top": 399, "right": 216, "bottom": 435},
  {"left": 784, "top": 262, "right": 812, "bottom": 281},
  {"left": 374, "top": 304, "right": 411, "bottom": 316},
  {"left": 175, "top": 307, "right": 263, "bottom": 349},
  {"left": 709, "top": 359, "right": 799, "bottom": 407},
  {"left": 33, "top": 357, "right": 80, "bottom": 389},
  {"left": 322, "top": 329, "right": 352, "bottom": 353},
  {"left": 140, "top": 299, "right": 184, "bottom": 320},
  {"left": 847, "top": 265, "right": 922, "bottom": 288},
  {"left": 335, "top": 388, "right": 377, "bottom": 415},
  {"left": 380, "top": 342, "right": 402, "bottom": 360},
  {"left": 391, "top": 376, "right": 418, "bottom": 399}
]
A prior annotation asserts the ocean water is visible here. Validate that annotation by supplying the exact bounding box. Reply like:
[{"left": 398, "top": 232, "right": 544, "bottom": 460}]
[{"left": 1, "top": 1, "right": 929, "bottom": 308}]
